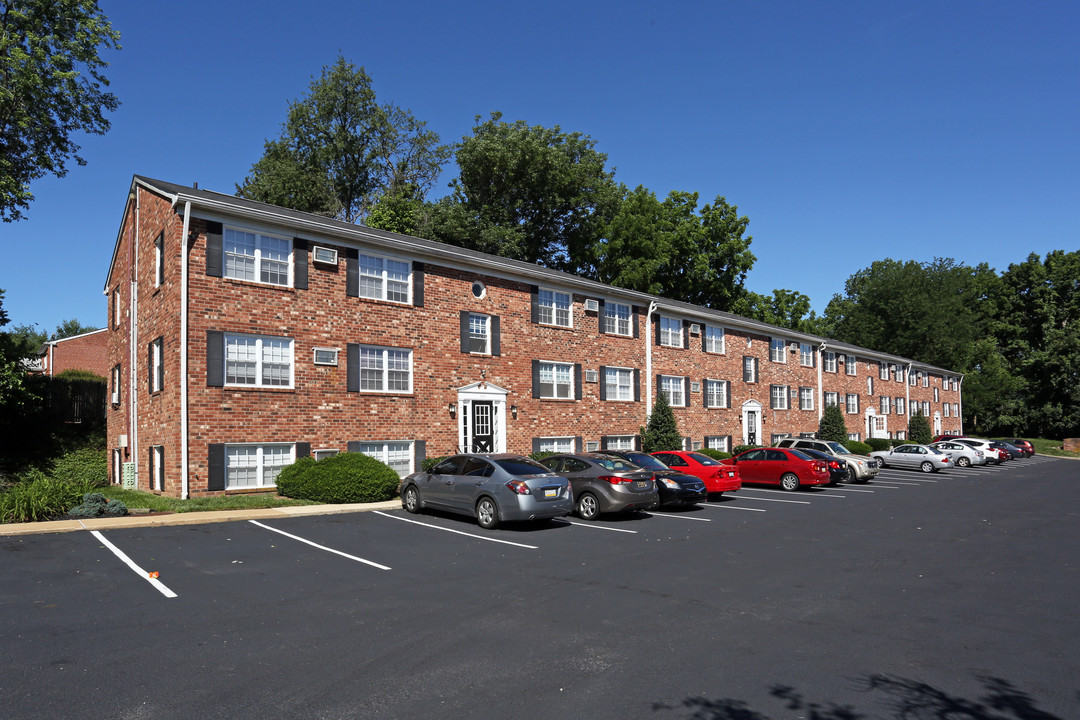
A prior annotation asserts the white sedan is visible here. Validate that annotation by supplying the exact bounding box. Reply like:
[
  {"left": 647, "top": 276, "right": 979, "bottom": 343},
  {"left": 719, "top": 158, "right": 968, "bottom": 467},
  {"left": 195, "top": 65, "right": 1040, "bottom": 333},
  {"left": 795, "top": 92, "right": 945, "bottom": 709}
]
[
  {"left": 930, "top": 441, "right": 987, "bottom": 468},
  {"left": 870, "top": 444, "right": 952, "bottom": 473}
]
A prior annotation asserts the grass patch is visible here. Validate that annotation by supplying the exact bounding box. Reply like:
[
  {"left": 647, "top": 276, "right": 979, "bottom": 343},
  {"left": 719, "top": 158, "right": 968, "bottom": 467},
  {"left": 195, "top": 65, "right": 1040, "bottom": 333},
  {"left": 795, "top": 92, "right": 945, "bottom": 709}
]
[
  {"left": 1027, "top": 438, "right": 1080, "bottom": 458},
  {"left": 99, "top": 487, "right": 315, "bottom": 513}
]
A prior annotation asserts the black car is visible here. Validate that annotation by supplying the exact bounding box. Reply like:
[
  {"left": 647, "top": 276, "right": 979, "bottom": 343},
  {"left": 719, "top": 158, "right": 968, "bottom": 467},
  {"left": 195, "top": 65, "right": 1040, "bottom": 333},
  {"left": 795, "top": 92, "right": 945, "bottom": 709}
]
[
  {"left": 796, "top": 448, "right": 848, "bottom": 485},
  {"left": 596, "top": 451, "right": 708, "bottom": 507},
  {"left": 989, "top": 440, "right": 1022, "bottom": 460}
]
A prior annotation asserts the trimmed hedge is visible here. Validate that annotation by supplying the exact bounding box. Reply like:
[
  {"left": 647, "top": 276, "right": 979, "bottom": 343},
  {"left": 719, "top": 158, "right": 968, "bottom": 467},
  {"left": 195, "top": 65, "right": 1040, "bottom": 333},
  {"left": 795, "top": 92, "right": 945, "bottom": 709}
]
[
  {"left": 697, "top": 448, "right": 732, "bottom": 461},
  {"left": 845, "top": 440, "right": 873, "bottom": 456},
  {"left": 866, "top": 437, "right": 893, "bottom": 452},
  {"left": 275, "top": 452, "right": 400, "bottom": 504},
  {"left": 421, "top": 456, "right": 445, "bottom": 473}
]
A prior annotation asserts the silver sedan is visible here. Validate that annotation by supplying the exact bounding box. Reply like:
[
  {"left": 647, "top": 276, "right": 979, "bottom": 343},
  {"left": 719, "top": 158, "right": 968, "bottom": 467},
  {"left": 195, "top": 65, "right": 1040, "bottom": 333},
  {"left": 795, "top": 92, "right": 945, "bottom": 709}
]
[
  {"left": 930, "top": 441, "right": 987, "bottom": 468},
  {"left": 870, "top": 444, "right": 952, "bottom": 473}
]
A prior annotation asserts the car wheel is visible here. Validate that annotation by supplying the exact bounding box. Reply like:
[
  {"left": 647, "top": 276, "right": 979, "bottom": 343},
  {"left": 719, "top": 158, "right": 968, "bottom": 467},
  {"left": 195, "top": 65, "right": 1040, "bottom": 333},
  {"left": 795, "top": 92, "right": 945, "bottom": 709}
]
[
  {"left": 780, "top": 473, "right": 800, "bottom": 491},
  {"left": 402, "top": 485, "right": 421, "bottom": 514},
  {"left": 845, "top": 466, "right": 858, "bottom": 484},
  {"left": 957, "top": 456, "right": 971, "bottom": 468},
  {"left": 711, "top": 491, "right": 724, "bottom": 499},
  {"left": 475, "top": 497, "right": 500, "bottom": 529},
  {"left": 577, "top": 492, "right": 600, "bottom": 520},
  {"left": 920, "top": 461, "right": 935, "bottom": 473}
]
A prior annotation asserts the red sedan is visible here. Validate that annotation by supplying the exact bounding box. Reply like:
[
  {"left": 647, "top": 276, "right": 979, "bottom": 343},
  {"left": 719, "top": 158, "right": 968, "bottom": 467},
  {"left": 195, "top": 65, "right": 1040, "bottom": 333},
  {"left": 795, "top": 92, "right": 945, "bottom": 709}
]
[
  {"left": 650, "top": 451, "right": 742, "bottom": 495},
  {"left": 720, "top": 447, "right": 830, "bottom": 491}
]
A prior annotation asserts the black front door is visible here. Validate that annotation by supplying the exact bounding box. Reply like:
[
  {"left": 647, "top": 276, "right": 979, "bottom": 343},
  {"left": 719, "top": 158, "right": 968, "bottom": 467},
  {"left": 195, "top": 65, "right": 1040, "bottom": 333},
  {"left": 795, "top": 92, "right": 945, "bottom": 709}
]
[{"left": 471, "top": 401, "right": 494, "bottom": 452}]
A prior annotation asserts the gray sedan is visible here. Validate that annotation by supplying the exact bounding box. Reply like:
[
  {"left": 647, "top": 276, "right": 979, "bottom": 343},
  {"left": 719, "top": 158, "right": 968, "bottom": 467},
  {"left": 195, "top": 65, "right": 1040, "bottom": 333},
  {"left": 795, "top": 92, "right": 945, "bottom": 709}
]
[
  {"left": 540, "top": 453, "right": 659, "bottom": 520},
  {"left": 870, "top": 444, "right": 952, "bottom": 473},
  {"left": 400, "top": 454, "right": 573, "bottom": 529}
]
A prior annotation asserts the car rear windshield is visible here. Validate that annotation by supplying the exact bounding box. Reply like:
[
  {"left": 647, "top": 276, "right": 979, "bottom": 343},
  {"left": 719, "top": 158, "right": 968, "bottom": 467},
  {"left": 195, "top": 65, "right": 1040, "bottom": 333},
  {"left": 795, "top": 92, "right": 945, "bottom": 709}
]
[
  {"left": 494, "top": 458, "right": 553, "bottom": 476},
  {"left": 593, "top": 458, "right": 641, "bottom": 472},
  {"left": 686, "top": 452, "right": 720, "bottom": 466},
  {"left": 788, "top": 449, "right": 813, "bottom": 460},
  {"left": 621, "top": 453, "right": 668, "bottom": 470}
]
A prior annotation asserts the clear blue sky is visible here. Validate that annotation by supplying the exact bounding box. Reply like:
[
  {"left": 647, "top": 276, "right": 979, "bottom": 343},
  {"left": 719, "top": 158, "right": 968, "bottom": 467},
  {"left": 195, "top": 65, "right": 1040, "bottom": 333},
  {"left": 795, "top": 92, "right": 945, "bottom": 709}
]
[{"left": 3, "top": 0, "right": 1077, "bottom": 334}]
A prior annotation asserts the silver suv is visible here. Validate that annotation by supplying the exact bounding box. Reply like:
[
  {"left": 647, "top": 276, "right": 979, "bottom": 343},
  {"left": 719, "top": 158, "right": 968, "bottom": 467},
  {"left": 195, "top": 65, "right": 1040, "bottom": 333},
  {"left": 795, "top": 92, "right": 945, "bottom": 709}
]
[{"left": 774, "top": 438, "right": 879, "bottom": 483}]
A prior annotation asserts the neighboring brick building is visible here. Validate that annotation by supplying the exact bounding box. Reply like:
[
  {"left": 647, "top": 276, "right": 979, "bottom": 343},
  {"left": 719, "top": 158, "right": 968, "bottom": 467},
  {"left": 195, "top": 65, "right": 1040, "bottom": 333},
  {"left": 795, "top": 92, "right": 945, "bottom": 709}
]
[
  {"left": 104, "top": 176, "right": 964, "bottom": 497},
  {"left": 35, "top": 328, "right": 109, "bottom": 378}
]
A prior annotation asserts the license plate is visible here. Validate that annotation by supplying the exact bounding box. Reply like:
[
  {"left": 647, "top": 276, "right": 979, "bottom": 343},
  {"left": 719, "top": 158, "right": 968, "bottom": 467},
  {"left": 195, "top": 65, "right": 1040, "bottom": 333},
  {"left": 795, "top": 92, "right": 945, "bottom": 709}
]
[
  {"left": 727, "top": 471, "right": 735, "bottom": 477},
  {"left": 544, "top": 488, "right": 558, "bottom": 498},
  {"left": 634, "top": 481, "right": 648, "bottom": 489}
]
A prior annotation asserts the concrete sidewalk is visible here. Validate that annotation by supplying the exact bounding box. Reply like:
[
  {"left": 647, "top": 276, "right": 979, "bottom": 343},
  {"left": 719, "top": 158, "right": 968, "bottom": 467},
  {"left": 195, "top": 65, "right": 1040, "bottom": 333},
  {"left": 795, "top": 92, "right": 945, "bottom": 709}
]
[{"left": 0, "top": 499, "right": 402, "bottom": 537}]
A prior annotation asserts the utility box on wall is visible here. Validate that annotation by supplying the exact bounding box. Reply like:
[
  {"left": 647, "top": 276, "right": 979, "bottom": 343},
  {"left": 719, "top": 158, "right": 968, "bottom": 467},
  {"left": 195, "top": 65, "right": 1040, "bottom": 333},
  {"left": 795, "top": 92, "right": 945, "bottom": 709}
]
[{"left": 122, "top": 462, "right": 136, "bottom": 490}]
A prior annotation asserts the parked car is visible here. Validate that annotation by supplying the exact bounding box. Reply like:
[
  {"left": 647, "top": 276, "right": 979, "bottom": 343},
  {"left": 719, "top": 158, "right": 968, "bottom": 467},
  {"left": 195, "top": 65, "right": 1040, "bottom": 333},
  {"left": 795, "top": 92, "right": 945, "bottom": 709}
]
[
  {"left": 598, "top": 451, "right": 708, "bottom": 507},
  {"left": 539, "top": 453, "right": 659, "bottom": 520},
  {"left": 774, "top": 437, "right": 880, "bottom": 483},
  {"left": 870, "top": 444, "right": 952, "bottom": 473},
  {"left": 955, "top": 438, "right": 1004, "bottom": 464},
  {"left": 720, "top": 447, "right": 830, "bottom": 491},
  {"left": 796, "top": 447, "right": 848, "bottom": 484},
  {"left": 930, "top": 441, "right": 987, "bottom": 468},
  {"left": 994, "top": 440, "right": 1026, "bottom": 460},
  {"left": 1003, "top": 439, "right": 1035, "bottom": 457},
  {"left": 932, "top": 434, "right": 964, "bottom": 443},
  {"left": 400, "top": 454, "right": 572, "bottom": 529},
  {"left": 649, "top": 450, "right": 742, "bottom": 495}
]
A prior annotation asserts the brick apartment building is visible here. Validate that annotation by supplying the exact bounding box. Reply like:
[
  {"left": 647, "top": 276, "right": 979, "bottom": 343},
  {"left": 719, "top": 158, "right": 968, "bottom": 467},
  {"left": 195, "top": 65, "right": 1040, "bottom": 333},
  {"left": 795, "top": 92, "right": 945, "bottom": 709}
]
[
  {"left": 32, "top": 328, "right": 109, "bottom": 377},
  {"left": 105, "top": 176, "right": 964, "bottom": 497}
]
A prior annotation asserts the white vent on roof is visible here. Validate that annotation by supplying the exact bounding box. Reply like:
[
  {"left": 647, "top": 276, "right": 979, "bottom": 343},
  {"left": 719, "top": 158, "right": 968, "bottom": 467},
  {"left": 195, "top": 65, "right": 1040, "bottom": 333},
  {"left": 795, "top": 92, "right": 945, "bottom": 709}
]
[
  {"left": 584, "top": 298, "right": 599, "bottom": 312},
  {"left": 584, "top": 369, "right": 599, "bottom": 383},
  {"left": 312, "top": 246, "right": 338, "bottom": 266}
]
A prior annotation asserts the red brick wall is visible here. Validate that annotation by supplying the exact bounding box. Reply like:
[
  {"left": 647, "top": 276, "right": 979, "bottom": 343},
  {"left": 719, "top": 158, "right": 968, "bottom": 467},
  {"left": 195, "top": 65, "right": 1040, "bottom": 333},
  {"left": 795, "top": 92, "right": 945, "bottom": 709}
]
[{"left": 47, "top": 330, "right": 109, "bottom": 377}]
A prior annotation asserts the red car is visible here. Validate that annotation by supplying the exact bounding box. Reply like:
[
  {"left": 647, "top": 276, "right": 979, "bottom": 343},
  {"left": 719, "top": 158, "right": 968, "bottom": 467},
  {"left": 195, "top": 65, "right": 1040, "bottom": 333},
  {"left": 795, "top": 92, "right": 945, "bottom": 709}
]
[
  {"left": 650, "top": 451, "right": 742, "bottom": 495},
  {"left": 721, "top": 447, "right": 830, "bottom": 491}
]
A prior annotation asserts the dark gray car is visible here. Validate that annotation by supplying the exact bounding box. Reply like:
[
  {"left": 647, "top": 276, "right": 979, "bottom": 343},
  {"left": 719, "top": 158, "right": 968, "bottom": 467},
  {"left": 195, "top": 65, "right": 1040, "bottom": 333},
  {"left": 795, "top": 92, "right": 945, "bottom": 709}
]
[
  {"left": 400, "top": 454, "right": 572, "bottom": 529},
  {"left": 540, "top": 453, "right": 659, "bottom": 520}
]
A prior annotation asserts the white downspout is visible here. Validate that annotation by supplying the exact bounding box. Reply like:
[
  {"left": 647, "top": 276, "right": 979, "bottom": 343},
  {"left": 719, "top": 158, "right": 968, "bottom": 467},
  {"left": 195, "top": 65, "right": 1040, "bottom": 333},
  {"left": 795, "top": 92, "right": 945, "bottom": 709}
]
[
  {"left": 905, "top": 363, "right": 913, "bottom": 436},
  {"left": 957, "top": 375, "right": 965, "bottom": 436},
  {"left": 644, "top": 301, "right": 657, "bottom": 421},
  {"left": 180, "top": 202, "right": 191, "bottom": 499},
  {"left": 816, "top": 343, "right": 826, "bottom": 424},
  {"left": 129, "top": 190, "right": 140, "bottom": 480}
]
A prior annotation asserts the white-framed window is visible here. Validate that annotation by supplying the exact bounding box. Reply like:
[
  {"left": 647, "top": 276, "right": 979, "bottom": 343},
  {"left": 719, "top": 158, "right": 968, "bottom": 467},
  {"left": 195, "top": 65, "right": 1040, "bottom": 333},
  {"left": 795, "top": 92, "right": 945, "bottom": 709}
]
[
  {"left": 225, "top": 443, "right": 294, "bottom": 489},
  {"left": 823, "top": 351, "right": 837, "bottom": 373},
  {"left": 921, "top": 371, "right": 928, "bottom": 387},
  {"left": 313, "top": 348, "right": 339, "bottom": 366},
  {"left": 604, "top": 301, "right": 631, "bottom": 336},
  {"left": 604, "top": 367, "right": 634, "bottom": 401},
  {"left": 313, "top": 449, "right": 339, "bottom": 461},
  {"left": 706, "top": 436, "right": 730, "bottom": 452},
  {"left": 585, "top": 440, "right": 600, "bottom": 452},
  {"left": 539, "top": 288, "right": 572, "bottom": 327},
  {"left": 910, "top": 371, "right": 917, "bottom": 386},
  {"left": 225, "top": 333, "right": 294, "bottom": 388},
  {"left": 359, "top": 346, "right": 412, "bottom": 393},
  {"left": 468, "top": 312, "right": 490, "bottom": 354},
  {"left": 358, "top": 440, "right": 414, "bottom": 477},
  {"left": 923, "top": 401, "right": 931, "bottom": 415},
  {"left": 112, "top": 286, "right": 120, "bottom": 329},
  {"left": 358, "top": 251, "right": 410, "bottom": 303},
  {"left": 705, "top": 379, "right": 730, "bottom": 408},
  {"left": 880, "top": 396, "right": 891, "bottom": 414},
  {"left": 111, "top": 364, "right": 121, "bottom": 405},
  {"left": 660, "top": 316, "right": 683, "bottom": 348},
  {"left": 150, "top": 337, "right": 163, "bottom": 393},
  {"left": 149, "top": 445, "right": 164, "bottom": 491},
  {"left": 705, "top": 325, "right": 725, "bottom": 354},
  {"left": 799, "top": 387, "right": 814, "bottom": 411},
  {"left": 847, "top": 432, "right": 861, "bottom": 442},
  {"left": 224, "top": 228, "right": 291, "bottom": 287},
  {"left": 894, "top": 365, "right": 903, "bottom": 383},
  {"left": 537, "top": 437, "right": 575, "bottom": 454},
  {"left": 770, "top": 337, "right": 786, "bottom": 363},
  {"left": 154, "top": 232, "right": 164, "bottom": 287},
  {"left": 770, "top": 384, "right": 789, "bottom": 410},
  {"left": 943, "top": 403, "right": 950, "bottom": 417},
  {"left": 953, "top": 402, "right": 959, "bottom": 417},
  {"left": 895, "top": 397, "right": 906, "bottom": 415},
  {"left": 934, "top": 387, "right": 940, "bottom": 402},
  {"left": 846, "top": 393, "right": 859, "bottom": 414},
  {"left": 660, "top": 375, "right": 685, "bottom": 407},
  {"left": 604, "top": 435, "right": 636, "bottom": 450},
  {"left": 867, "top": 377, "right": 874, "bottom": 396},
  {"left": 825, "top": 391, "right": 839, "bottom": 407},
  {"left": 879, "top": 362, "right": 889, "bottom": 380},
  {"left": 743, "top": 356, "right": 758, "bottom": 383},
  {"left": 800, "top": 343, "right": 814, "bottom": 367},
  {"left": 539, "top": 361, "right": 573, "bottom": 399},
  {"left": 845, "top": 355, "right": 857, "bottom": 375}
]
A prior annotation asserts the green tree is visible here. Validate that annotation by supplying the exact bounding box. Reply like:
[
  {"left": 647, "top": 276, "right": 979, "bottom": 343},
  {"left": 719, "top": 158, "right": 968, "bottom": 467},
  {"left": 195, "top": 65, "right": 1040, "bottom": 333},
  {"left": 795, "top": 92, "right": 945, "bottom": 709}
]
[
  {"left": 641, "top": 391, "right": 682, "bottom": 452},
  {"left": 0, "top": 0, "right": 121, "bottom": 222},
  {"left": 736, "top": 288, "right": 821, "bottom": 333},
  {"left": 428, "top": 112, "right": 618, "bottom": 272},
  {"left": 365, "top": 182, "right": 425, "bottom": 236},
  {"left": 594, "top": 186, "right": 756, "bottom": 311},
  {"left": 52, "top": 318, "right": 98, "bottom": 340},
  {"left": 818, "top": 404, "right": 848, "bottom": 443},
  {"left": 237, "top": 56, "right": 449, "bottom": 224},
  {"left": 908, "top": 408, "right": 932, "bottom": 445}
]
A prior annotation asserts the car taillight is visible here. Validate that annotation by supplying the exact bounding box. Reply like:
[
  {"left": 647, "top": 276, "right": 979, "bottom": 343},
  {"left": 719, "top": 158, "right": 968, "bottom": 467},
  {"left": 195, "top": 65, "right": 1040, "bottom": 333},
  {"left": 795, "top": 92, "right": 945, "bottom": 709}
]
[
  {"left": 505, "top": 479, "right": 531, "bottom": 495},
  {"left": 829, "top": 461, "right": 840, "bottom": 469},
  {"left": 599, "top": 475, "right": 630, "bottom": 485},
  {"left": 941, "top": 457, "right": 949, "bottom": 463}
]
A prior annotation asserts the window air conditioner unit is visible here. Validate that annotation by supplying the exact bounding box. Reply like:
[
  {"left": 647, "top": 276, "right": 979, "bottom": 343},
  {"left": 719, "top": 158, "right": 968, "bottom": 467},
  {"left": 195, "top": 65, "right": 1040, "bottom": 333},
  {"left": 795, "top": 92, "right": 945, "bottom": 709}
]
[
  {"left": 689, "top": 323, "right": 701, "bottom": 335},
  {"left": 690, "top": 381, "right": 701, "bottom": 393},
  {"left": 837, "top": 354, "right": 845, "bottom": 362},
  {"left": 312, "top": 246, "right": 339, "bottom": 266},
  {"left": 583, "top": 298, "right": 599, "bottom": 312},
  {"left": 584, "top": 369, "right": 599, "bottom": 383},
  {"left": 790, "top": 341, "right": 799, "bottom": 351},
  {"left": 118, "top": 434, "right": 128, "bottom": 448}
]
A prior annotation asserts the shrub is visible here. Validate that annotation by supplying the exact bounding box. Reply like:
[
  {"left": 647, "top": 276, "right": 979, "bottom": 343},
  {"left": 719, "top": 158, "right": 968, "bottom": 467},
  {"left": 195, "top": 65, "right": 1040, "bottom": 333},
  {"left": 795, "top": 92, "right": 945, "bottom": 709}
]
[
  {"left": 51, "top": 447, "right": 108, "bottom": 488},
  {"left": 818, "top": 405, "right": 848, "bottom": 443},
  {"left": 845, "top": 440, "right": 873, "bottom": 456},
  {"left": 890, "top": 438, "right": 907, "bottom": 447},
  {"left": 275, "top": 452, "right": 400, "bottom": 503},
  {"left": 731, "top": 445, "right": 760, "bottom": 456},
  {"left": 641, "top": 392, "right": 682, "bottom": 452},
  {"left": 529, "top": 451, "right": 555, "bottom": 462},
  {"left": 420, "top": 456, "right": 445, "bottom": 473},
  {"left": 0, "top": 469, "right": 95, "bottom": 523},
  {"left": 866, "top": 437, "right": 892, "bottom": 452},
  {"left": 67, "top": 492, "right": 127, "bottom": 518},
  {"left": 909, "top": 409, "right": 933, "bottom": 444},
  {"left": 697, "top": 448, "right": 731, "bottom": 461}
]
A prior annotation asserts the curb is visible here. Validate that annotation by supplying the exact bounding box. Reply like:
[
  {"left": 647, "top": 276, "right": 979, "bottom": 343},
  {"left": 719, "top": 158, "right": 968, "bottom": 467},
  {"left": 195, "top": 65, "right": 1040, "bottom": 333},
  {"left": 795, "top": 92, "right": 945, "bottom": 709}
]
[{"left": 0, "top": 499, "right": 402, "bottom": 537}]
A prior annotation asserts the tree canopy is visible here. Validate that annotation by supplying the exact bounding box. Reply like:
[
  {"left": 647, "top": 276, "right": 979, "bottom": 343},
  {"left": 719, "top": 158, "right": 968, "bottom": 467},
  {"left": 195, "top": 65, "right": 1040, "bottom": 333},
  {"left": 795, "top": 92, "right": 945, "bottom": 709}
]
[{"left": 0, "top": 0, "right": 121, "bottom": 222}]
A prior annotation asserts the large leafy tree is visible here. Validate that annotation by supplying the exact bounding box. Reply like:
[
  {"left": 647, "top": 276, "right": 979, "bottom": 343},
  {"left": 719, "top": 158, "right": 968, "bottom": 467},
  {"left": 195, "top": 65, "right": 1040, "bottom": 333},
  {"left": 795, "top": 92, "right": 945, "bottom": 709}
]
[
  {"left": 0, "top": 0, "right": 121, "bottom": 222},
  {"left": 594, "top": 186, "right": 756, "bottom": 311},
  {"left": 735, "top": 288, "right": 821, "bottom": 333},
  {"left": 427, "top": 112, "right": 618, "bottom": 272},
  {"left": 237, "top": 56, "right": 449, "bottom": 224}
]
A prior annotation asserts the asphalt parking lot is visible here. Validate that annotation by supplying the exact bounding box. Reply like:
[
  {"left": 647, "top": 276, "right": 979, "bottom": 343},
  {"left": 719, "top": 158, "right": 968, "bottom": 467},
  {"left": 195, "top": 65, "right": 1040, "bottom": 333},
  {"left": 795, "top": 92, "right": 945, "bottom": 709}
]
[{"left": 2, "top": 455, "right": 1077, "bottom": 719}]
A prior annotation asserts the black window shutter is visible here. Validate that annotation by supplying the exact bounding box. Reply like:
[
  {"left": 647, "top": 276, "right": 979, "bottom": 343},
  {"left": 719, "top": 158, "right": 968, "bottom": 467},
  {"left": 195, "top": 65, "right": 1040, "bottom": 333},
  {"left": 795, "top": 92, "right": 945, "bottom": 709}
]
[
  {"left": 654, "top": 315, "right": 661, "bottom": 345},
  {"left": 147, "top": 340, "right": 153, "bottom": 392},
  {"left": 743, "top": 357, "right": 750, "bottom": 382},
  {"left": 683, "top": 324, "right": 689, "bottom": 348},
  {"left": 346, "top": 249, "right": 359, "bottom": 297},
  {"left": 491, "top": 316, "right": 501, "bottom": 356},
  {"left": 347, "top": 441, "right": 360, "bottom": 453},
  {"left": 634, "top": 435, "right": 642, "bottom": 451},
  {"left": 205, "top": 221, "right": 223, "bottom": 277},
  {"left": 347, "top": 343, "right": 360, "bottom": 392},
  {"left": 413, "top": 262, "right": 424, "bottom": 307},
  {"left": 656, "top": 374, "right": 662, "bottom": 400},
  {"left": 684, "top": 377, "right": 691, "bottom": 403},
  {"left": 293, "top": 239, "right": 308, "bottom": 290},
  {"left": 683, "top": 436, "right": 691, "bottom": 450},
  {"left": 725, "top": 381, "right": 731, "bottom": 408},
  {"left": 633, "top": 369, "right": 641, "bottom": 402},
  {"left": 159, "top": 446, "right": 165, "bottom": 491},
  {"left": 703, "top": 380, "right": 709, "bottom": 408},
  {"left": 206, "top": 331, "right": 224, "bottom": 387},
  {"left": 597, "top": 299, "right": 605, "bottom": 333},
  {"left": 598, "top": 366, "right": 608, "bottom": 401},
  {"left": 725, "top": 435, "right": 732, "bottom": 451},
  {"left": 574, "top": 364, "right": 582, "bottom": 400},
  {"left": 413, "top": 440, "right": 426, "bottom": 470},
  {"left": 531, "top": 360, "right": 540, "bottom": 398},
  {"left": 207, "top": 444, "right": 225, "bottom": 491},
  {"left": 575, "top": 436, "right": 583, "bottom": 452},
  {"left": 147, "top": 447, "right": 155, "bottom": 491},
  {"left": 530, "top": 286, "right": 539, "bottom": 323},
  {"left": 296, "top": 442, "right": 311, "bottom": 458},
  {"left": 702, "top": 330, "right": 708, "bottom": 352},
  {"left": 532, "top": 438, "right": 542, "bottom": 453},
  {"left": 632, "top": 307, "right": 640, "bottom": 338},
  {"left": 459, "top": 310, "right": 470, "bottom": 353},
  {"left": 157, "top": 338, "right": 164, "bottom": 390},
  {"left": 753, "top": 357, "right": 759, "bottom": 381},
  {"left": 600, "top": 436, "right": 610, "bottom": 450}
]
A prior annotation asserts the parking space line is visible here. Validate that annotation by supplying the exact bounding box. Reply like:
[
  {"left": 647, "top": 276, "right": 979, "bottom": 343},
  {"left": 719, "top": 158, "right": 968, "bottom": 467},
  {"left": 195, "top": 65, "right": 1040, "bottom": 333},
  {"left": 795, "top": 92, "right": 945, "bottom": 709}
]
[
  {"left": 872, "top": 480, "right": 923, "bottom": 486},
  {"left": 742, "top": 488, "right": 846, "bottom": 498},
  {"left": 642, "top": 512, "right": 711, "bottom": 522},
  {"left": 729, "top": 496, "right": 811, "bottom": 505},
  {"left": 250, "top": 521, "right": 392, "bottom": 568},
  {"left": 372, "top": 512, "right": 540, "bottom": 547},
  {"left": 828, "top": 487, "right": 876, "bottom": 493},
  {"left": 553, "top": 519, "right": 638, "bottom": 533},
  {"left": 700, "top": 503, "right": 766, "bottom": 512},
  {"left": 90, "top": 530, "right": 178, "bottom": 598}
]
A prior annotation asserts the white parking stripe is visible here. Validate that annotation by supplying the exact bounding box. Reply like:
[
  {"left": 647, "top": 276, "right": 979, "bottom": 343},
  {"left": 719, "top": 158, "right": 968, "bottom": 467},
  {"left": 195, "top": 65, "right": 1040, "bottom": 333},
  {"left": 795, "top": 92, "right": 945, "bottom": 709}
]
[
  {"left": 372, "top": 512, "right": 540, "bottom": 547},
  {"left": 553, "top": 519, "right": 638, "bottom": 533},
  {"left": 91, "top": 530, "right": 177, "bottom": 598},
  {"left": 730, "top": 496, "right": 811, "bottom": 505},
  {"left": 642, "top": 512, "right": 711, "bottom": 522},
  {"left": 871, "top": 480, "right": 923, "bottom": 486},
  {"left": 828, "top": 487, "right": 876, "bottom": 493},
  {"left": 740, "top": 487, "right": 846, "bottom": 498},
  {"left": 699, "top": 503, "right": 766, "bottom": 512},
  {"left": 251, "top": 521, "right": 393, "bottom": 568}
]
